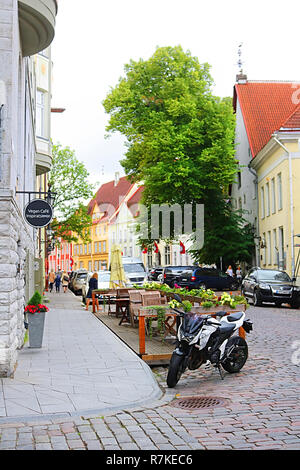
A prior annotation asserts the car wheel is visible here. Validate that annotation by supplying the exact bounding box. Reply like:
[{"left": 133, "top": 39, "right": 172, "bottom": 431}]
[
  {"left": 253, "top": 290, "right": 262, "bottom": 307},
  {"left": 199, "top": 283, "right": 206, "bottom": 290}
]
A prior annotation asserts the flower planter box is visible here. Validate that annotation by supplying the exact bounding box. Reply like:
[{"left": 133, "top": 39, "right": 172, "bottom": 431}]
[{"left": 28, "top": 312, "right": 46, "bottom": 348}]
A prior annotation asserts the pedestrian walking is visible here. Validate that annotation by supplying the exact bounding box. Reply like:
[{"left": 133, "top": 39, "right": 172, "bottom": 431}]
[
  {"left": 236, "top": 265, "right": 242, "bottom": 286},
  {"left": 48, "top": 270, "right": 55, "bottom": 292},
  {"left": 226, "top": 265, "right": 233, "bottom": 277},
  {"left": 55, "top": 272, "right": 61, "bottom": 293},
  {"left": 85, "top": 273, "right": 101, "bottom": 312},
  {"left": 62, "top": 271, "right": 69, "bottom": 293}
]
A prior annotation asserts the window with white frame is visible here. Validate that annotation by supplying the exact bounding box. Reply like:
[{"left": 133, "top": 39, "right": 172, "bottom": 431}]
[
  {"left": 273, "top": 228, "right": 278, "bottom": 267},
  {"left": 165, "top": 245, "right": 171, "bottom": 265},
  {"left": 261, "top": 187, "right": 265, "bottom": 218},
  {"left": 266, "top": 182, "right": 270, "bottom": 216},
  {"left": 36, "top": 90, "right": 46, "bottom": 138},
  {"left": 277, "top": 173, "right": 283, "bottom": 210},
  {"left": 267, "top": 231, "right": 271, "bottom": 265},
  {"left": 271, "top": 178, "right": 276, "bottom": 213}
]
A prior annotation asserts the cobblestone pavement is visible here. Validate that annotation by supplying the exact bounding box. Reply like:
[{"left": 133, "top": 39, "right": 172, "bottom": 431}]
[{"left": 0, "top": 303, "right": 299, "bottom": 450}]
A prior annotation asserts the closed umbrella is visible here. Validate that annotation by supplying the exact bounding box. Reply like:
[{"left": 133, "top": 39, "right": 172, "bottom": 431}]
[{"left": 109, "top": 244, "right": 127, "bottom": 288}]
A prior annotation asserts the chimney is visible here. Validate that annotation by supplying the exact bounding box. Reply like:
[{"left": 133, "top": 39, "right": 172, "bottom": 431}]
[
  {"left": 114, "top": 171, "right": 120, "bottom": 187},
  {"left": 236, "top": 73, "right": 248, "bottom": 84}
]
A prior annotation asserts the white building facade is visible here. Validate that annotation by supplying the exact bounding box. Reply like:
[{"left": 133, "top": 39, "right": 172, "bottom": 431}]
[{"left": 0, "top": 0, "right": 57, "bottom": 376}]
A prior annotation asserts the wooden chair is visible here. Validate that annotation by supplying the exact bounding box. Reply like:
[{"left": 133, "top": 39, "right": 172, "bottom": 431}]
[{"left": 128, "top": 290, "right": 146, "bottom": 327}]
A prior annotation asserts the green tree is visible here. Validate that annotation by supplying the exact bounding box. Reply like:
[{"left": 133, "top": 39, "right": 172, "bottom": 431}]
[
  {"left": 48, "top": 143, "right": 95, "bottom": 243},
  {"left": 103, "top": 46, "right": 253, "bottom": 263}
]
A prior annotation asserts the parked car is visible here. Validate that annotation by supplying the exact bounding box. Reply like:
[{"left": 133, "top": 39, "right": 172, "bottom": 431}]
[
  {"left": 161, "top": 266, "right": 195, "bottom": 287},
  {"left": 72, "top": 270, "right": 88, "bottom": 295},
  {"left": 68, "top": 271, "right": 76, "bottom": 289},
  {"left": 176, "top": 267, "right": 239, "bottom": 291},
  {"left": 82, "top": 271, "right": 111, "bottom": 304},
  {"left": 241, "top": 267, "right": 300, "bottom": 308},
  {"left": 122, "top": 257, "right": 147, "bottom": 286},
  {"left": 148, "top": 266, "right": 163, "bottom": 281}
]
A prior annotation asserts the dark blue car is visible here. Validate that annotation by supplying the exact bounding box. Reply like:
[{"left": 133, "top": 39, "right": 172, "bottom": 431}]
[{"left": 177, "top": 267, "right": 239, "bottom": 291}]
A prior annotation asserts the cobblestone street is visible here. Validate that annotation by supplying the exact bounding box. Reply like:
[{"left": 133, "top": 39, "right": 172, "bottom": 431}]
[{"left": 0, "top": 302, "right": 299, "bottom": 451}]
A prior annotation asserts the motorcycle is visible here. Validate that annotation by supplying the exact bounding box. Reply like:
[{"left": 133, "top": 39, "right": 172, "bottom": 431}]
[{"left": 167, "top": 294, "right": 253, "bottom": 388}]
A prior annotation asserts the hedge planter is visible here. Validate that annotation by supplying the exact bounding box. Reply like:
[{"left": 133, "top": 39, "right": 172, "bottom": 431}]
[{"left": 27, "top": 311, "right": 46, "bottom": 348}]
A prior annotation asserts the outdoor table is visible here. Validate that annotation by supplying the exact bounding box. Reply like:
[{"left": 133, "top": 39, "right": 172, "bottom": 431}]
[
  {"left": 92, "top": 290, "right": 116, "bottom": 314},
  {"left": 115, "top": 298, "right": 130, "bottom": 325}
]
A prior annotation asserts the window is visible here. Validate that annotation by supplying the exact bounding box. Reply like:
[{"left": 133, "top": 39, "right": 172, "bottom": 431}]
[
  {"left": 80, "top": 244, "right": 83, "bottom": 255},
  {"left": 99, "top": 241, "right": 102, "bottom": 253},
  {"left": 84, "top": 244, "right": 87, "bottom": 254},
  {"left": 273, "top": 229, "right": 278, "bottom": 267},
  {"left": 103, "top": 241, "right": 106, "bottom": 252},
  {"left": 261, "top": 187, "right": 265, "bottom": 218},
  {"left": 279, "top": 226, "right": 284, "bottom": 269},
  {"left": 88, "top": 243, "right": 91, "bottom": 254},
  {"left": 277, "top": 173, "right": 282, "bottom": 210},
  {"left": 94, "top": 260, "right": 98, "bottom": 271},
  {"left": 94, "top": 242, "right": 98, "bottom": 253},
  {"left": 262, "top": 232, "right": 266, "bottom": 265},
  {"left": 237, "top": 171, "right": 241, "bottom": 189},
  {"left": 271, "top": 178, "right": 276, "bottom": 213},
  {"left": 36, "top": 90, "right": 46, "bottom": 138},
  {"left": 165, "top": 245, "right": 171, "bottom": 265},
  {"left": 267, "top": 231, "right": 271, "bottom": 265},
  {"left": 88, "top": 261, "right": 92, "bottom": 271},
  {"left": 266, "top": 182, "right": 270, "bottom": 216}
]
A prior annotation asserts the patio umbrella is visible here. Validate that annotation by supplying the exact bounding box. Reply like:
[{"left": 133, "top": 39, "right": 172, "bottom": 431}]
[{"left": 109, "top": 244, "right": 127, "bottom": 288}]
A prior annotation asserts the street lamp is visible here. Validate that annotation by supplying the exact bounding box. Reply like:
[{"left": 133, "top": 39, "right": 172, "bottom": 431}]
[{"left": 46, "top": 186, "right": 56, "bottom": 207}]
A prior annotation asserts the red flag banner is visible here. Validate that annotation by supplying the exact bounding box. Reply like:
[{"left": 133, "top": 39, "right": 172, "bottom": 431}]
[
  {"left": 154, "top": 241, "right": 159, "bottom": 253},
  {"left": 180, "top": 241, "right": 186, "bottom": 254}
]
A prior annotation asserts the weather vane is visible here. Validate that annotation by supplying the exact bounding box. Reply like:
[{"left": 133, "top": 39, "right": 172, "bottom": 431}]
[{"left": 237, "top": 42, "right": 243, "bottom": 74}]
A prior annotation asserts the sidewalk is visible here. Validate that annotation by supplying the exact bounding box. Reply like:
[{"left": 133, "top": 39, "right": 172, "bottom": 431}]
[{"left": 0, "top": 290, "right": 164, "bottom": 423}]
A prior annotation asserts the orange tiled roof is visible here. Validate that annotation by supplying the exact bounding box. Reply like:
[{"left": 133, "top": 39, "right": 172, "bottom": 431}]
[
  {"left": 87, "top": 176, "right": 134, "bottom": 217},
  {"left": 234, "top": 81, "right": 300, "bottom": 158}
]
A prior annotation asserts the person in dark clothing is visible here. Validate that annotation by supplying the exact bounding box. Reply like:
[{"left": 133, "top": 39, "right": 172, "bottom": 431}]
[
  {"left": 55, "top": 273, "right": 61, "bottom": 292},
  {"left": 85, "top": 273, "right": 101, "bottom": 312}
]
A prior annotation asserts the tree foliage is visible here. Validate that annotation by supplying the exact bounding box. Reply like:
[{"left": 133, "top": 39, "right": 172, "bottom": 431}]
[
  {"left": 103, "top": 46, "right": 253, "bottom": 263},
  {"left": 48, "top": 143, "right": 95, "bottom": 243}
]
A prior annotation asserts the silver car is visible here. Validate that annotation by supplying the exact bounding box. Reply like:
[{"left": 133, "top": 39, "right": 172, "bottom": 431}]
[
  {"left": 82, "top": 271, "right": 111, "bottom": 304},
  {"left": 72, "top": 270, "right": 88, "bottom": 296}
]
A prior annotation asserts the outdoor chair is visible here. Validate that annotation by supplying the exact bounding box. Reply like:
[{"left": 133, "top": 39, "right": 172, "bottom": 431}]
[{"left": 128, "top": 289, "right": 146, "bottom": 327}]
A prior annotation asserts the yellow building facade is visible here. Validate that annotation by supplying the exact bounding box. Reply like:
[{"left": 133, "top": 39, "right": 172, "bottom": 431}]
[
  {"left": 251, "top": 134, "right": 300, "bottom": 278},
  {"left": 72, "top": 202, "right": 109, "bottom": 272}
]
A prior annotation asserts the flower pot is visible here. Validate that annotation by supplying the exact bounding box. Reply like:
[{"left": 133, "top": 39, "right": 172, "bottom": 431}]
[{"left": 27, "top": 311, "right": 46, "bottom": 348}]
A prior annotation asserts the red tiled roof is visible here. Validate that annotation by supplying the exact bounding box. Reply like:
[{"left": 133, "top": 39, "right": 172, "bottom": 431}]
[
  {"left": 87, "top": 176, "right": 134, "bottom": 217},
  {"left": 127, "top": 186, "right": 144, "bottom": 216},
  {"left": 234, "top": 81, "right": 300, "bottom": 158}
]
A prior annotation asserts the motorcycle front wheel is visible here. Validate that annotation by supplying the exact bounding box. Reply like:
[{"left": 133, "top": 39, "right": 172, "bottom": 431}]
[
  {"left": 222, "top": 336, "right": 248, "bottom": 373},
  {"left": 167, "top": 352, "right": 185, "bottom": 388}
]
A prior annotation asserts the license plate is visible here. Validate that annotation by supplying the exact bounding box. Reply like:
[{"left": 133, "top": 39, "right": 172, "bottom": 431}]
[
  {"left": 275, "top": 290, "right": 290, "bottom": 294},
  {"left": 182, "top": 278, "right": 187, "bottom": 281}
]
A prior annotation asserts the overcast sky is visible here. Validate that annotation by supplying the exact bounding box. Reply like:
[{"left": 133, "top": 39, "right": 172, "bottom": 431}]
[{"left": 50, "top": 0, "right": 300, "bottom": 191}]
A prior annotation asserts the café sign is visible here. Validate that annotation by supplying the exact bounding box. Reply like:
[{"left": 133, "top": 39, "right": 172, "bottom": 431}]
[{"left": 24, "top": 199, "right": 53, "bottom": 228}]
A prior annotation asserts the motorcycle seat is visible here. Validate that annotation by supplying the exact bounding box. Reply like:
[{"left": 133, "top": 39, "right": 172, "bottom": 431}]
[
  {"left": 226, "top": 312, "right": 244, "bottom": 322},
  {"left": 219, "top": 323, "right": 235, "bottom": 334}
]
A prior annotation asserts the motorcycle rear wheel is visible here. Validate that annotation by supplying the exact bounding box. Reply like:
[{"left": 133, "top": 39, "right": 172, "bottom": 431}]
[
  {"left": 222, "top": 337, "right": 248, "bottom": 373},
  {"left": 167, "top": 353, "right": 185, "bottom": 388}
]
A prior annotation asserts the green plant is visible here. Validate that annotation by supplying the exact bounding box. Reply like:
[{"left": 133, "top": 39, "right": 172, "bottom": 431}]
[
  {"left": 200, "top": 301, "right": 215, "bottom": 308},
  {"left": 182, "top": 300, "right": 193, "bottom": 312},
  {"left": 27, "top": 291, "right": 43, "bottom": 306}
]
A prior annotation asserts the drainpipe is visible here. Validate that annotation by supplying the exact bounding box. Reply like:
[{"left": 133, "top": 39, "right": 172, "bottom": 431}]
[
  {"left": 272, "top": 135, "right": 294, "bottom": 276},
  {"left": 248, "top": 164, "right": 260, "bottom": 267}
]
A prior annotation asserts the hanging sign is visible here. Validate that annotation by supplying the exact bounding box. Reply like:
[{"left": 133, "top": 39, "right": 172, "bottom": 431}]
[{"left": 24, "top": 199, "right": 53, "bottom": 228}]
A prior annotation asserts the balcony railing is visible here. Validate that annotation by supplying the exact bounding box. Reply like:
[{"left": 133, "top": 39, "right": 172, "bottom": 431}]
[{"left": 18, "top": 0, "right": 58, "bottom": 57}]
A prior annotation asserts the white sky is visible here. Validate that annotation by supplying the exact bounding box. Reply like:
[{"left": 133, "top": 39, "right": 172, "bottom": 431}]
[{"left": 51, "top": 0, "right": 300, "bottom": 190}]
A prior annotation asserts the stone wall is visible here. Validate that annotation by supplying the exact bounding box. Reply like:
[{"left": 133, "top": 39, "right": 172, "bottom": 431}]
[{"left": 0, "top": 190, "right": 34, "bottom": 377}]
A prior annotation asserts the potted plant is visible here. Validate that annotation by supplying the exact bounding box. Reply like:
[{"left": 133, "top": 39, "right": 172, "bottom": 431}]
[{"left": 24, "top": 291, "right": 49, "bottom": 348}]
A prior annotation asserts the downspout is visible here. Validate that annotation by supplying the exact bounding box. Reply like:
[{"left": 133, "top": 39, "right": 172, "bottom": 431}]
[
  {"left": 272, "top": 135, "right": 294, "bottom": 276},
  {"left": 248, "top": 164, "right": 260, "bottom": 267}
]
